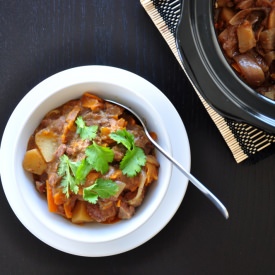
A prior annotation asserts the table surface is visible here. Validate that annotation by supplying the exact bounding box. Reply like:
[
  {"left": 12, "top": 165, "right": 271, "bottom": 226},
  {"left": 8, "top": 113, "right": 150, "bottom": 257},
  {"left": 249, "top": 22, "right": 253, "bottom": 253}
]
[{"left": 1, "top": 1, "right": 274, "bottom": 274}]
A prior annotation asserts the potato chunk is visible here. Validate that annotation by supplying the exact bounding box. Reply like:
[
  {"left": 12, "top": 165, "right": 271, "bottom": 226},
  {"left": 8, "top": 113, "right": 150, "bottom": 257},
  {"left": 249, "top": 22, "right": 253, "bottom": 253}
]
[
  {"left": 23, "top": 148, "right": 47, "bottom": 175},
  {"left": 35, "top": 129, "right": 59, "bottom": 162},
  {"left": 71, "top": 200, "right": 93, "bottom": 224}
]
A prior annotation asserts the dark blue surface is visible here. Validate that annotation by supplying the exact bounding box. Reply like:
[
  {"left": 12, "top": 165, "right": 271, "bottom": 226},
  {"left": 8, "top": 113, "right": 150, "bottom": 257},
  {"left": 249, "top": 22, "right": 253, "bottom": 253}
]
[{"left": 1, "top": 1, "right": 275, "bottom": 274}]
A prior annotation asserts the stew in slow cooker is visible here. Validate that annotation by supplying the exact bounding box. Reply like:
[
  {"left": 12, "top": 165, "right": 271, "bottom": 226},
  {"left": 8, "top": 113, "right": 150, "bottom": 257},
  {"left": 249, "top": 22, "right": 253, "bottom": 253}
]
[{"left": 214, "top": 0, "right": 275, "bottom": 100}]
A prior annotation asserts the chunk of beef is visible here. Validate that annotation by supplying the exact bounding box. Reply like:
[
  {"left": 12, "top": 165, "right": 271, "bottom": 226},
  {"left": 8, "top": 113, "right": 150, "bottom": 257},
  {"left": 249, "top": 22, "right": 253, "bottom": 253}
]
[
  {"left": 118, "top": 201, "right": 135, "bottom": 219},
  {"left": 87, "top": 199, "right": 117, "bottom": 222}
]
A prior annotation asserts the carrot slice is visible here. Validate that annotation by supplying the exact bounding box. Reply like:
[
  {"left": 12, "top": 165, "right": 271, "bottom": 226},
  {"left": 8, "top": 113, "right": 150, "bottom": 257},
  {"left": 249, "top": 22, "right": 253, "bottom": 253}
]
[
  {"left": 81, "top": 92, "right": 104, "bottom": 112},
  {"left": 85, "top": 172, "right": 100, "bottom": 185},
  {"left": 46, "top": 180, "right": 58, "bottom": 213},
  {"left": 53, "top": 191, "right": 66, "bottom": 205},
  {"left": 150, "top": 132, "right": 157, "bottom": 141},
  {"left": 64, "top": 200, "right": 74, "bottom": 219}
]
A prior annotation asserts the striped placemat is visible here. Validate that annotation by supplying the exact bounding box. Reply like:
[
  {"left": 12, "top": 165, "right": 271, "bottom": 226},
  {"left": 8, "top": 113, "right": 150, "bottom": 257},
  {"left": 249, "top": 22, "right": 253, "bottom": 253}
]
[{"left": 140, "top": 0, "right": 275, "bottom": 163}]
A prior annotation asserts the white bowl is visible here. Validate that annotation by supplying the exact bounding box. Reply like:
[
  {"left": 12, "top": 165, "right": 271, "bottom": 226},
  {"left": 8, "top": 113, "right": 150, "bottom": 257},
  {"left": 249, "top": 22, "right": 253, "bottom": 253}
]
[{"left": 0, "top": 66, "right": 190, "bottom": 256}]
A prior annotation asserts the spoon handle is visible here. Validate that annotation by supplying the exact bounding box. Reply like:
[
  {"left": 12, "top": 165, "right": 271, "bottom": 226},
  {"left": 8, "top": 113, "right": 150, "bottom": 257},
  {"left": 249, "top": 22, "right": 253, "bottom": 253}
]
[
  {"left": 104, "top": 99, "right": 229, "bottom": 219},
  {"left": 147, "top": 132, "right": 229, "bottom": 219}
]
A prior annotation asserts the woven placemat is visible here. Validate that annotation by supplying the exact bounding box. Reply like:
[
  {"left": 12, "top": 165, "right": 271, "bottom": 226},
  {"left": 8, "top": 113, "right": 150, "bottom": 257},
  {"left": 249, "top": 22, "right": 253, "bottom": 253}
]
[{"left": 140, "top": 0, "right": 275, "bottom": 163}]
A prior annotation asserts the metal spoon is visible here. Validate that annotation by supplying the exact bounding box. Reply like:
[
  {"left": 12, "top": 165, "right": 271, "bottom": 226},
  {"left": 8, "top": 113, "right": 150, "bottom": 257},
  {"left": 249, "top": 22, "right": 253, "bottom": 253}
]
[{"left": 105, "top": 99, "right": 229, "bottom": 219}]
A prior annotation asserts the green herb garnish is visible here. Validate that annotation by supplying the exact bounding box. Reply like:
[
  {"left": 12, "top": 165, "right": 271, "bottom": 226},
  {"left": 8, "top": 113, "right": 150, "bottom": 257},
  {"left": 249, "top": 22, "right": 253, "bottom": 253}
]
[
  {"left": 110, "top": 129, "right": 146, "bottom": 177},
  {"left": 109, "top": 129, "right": 134, "bottom": 150},
  {"left": 58, "top": 154, "right": 81, "bottom": 197},
  {"left": 57, "top": 119, "right": 147, "bottom": 201},
  {"left": 120, "top": 146, "right": 146, "bottom": 177},
  {"left": 74, "top": 158, "right": 93, "bottom": 184},
  {"left": 57, "top": 154, "right": 117, "bottom": 201},
  {"left": 75, "top": 116, "right": 98, "bottom": 140},
  {"left": 57, "top": 142, "right": 115, "bottom": 197},
  {"left": 85, "top": 141, "right": 114, "bottom": 174},
  {"left": 83, "top": 178, "right": 119, "bottom": 204}
]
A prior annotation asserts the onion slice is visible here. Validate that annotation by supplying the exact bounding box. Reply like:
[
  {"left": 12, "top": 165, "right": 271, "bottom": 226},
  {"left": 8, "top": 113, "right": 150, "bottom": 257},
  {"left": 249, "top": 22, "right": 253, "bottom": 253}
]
[{"left": 233, "top": 54, "right": 265, "bottom": 87}]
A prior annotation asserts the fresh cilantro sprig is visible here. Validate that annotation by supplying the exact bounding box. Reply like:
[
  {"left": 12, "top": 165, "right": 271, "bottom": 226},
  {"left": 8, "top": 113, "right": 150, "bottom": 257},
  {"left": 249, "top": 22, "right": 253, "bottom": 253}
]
[
  {"left": 109, "top": 129, "right": 134, "bottom": 150},
  {"left": 58, "top": 154, "right": 81, "bottom": 197},
  {"left": 57, "top": 118, "right": 147, "bottom": 202},
  {"left": 57, "top": 144, "right": 115, "bottom": 197},
  {"left": 120, "top": 146, "right": 146, "bottom": 177},
  {"left": 83, "top": 178, "right": 119, "bottom": 204},
  {"left": 75, "top": 116, "right": 98, "bottom": 140},
  {"left": 75, "top": 158, "right": 93, "bottom": 184},
  {"left": 110, "top": 129, "right": 146, "bottom": 177},
  {"left": 85, "top": 142, "right": 114, "bottom": 174},
  {"left": 57, "top": 154, "right": 117, "bottom": 200}
]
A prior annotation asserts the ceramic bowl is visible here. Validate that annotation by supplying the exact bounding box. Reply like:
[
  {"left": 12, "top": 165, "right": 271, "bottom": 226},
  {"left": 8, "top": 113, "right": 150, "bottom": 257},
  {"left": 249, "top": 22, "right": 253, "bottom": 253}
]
[{"left": 0, "top": 66, "right": 190, "bottom": 256}]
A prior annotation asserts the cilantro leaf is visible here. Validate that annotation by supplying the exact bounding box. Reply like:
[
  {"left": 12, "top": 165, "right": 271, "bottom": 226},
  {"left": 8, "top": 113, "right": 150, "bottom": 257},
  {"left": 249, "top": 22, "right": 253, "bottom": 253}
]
[
  {"left": 83, "top": 178, "right": 119, "bottom": 204},
  {"left": 75, "top": 158, "right": 93, "bottom": 184},
  {"left": 110, "top": 129, "right": 146, "bottom": 177},
  {"left": 120, "top": 146, "right": 146, "bottom": 177},
  {"left": 85, "top": 142, "right": 114, "bottom": 174},
  {"left": 109, "top": 129, "right": 134, "bottom": 150},
  {"left": 60, "top": 173, "right": 76, "bottom": 198},
  {"left": 83, "top": 189, "right": 98, "bottom": 204},
  {"left": 75, "top": 116, "right": 98, "bottom": 140},
  {"left": 58, "top": 155, "right": 81, "bottom": 197},
  {"left": 57, "top": 154, "right": 70, "bottom": 176}
]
